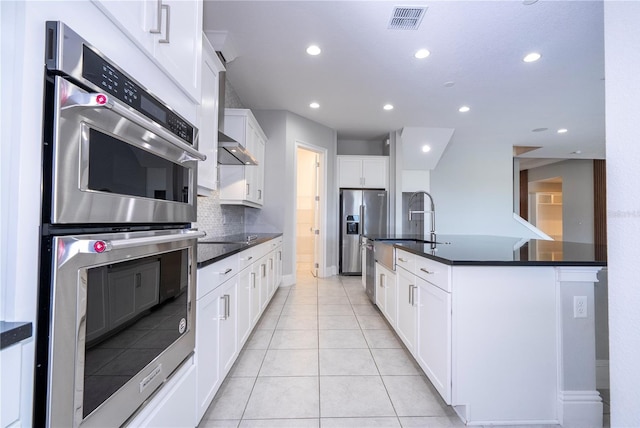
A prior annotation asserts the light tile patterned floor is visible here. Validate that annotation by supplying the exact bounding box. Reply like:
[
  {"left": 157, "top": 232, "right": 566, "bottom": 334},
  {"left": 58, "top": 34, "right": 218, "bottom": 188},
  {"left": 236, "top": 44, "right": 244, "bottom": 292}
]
[
  {"left": 199, "top": 273, "right": 462, "bottom": 428},
  {"left": 199, "top": 273, "right": 596, "bottom": 428}
]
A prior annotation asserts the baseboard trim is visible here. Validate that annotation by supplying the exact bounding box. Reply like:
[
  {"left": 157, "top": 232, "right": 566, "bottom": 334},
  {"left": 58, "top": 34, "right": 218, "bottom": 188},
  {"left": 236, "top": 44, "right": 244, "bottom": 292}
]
[{"left": 558, "top": 390, "right": 603, "bottom": 428}]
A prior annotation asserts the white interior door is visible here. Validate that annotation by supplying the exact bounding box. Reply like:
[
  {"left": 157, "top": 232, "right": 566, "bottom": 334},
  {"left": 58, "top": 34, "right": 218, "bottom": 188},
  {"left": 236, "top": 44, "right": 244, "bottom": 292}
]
[{"left": 311, "top": 153, "right": 320, "bottom": 277}]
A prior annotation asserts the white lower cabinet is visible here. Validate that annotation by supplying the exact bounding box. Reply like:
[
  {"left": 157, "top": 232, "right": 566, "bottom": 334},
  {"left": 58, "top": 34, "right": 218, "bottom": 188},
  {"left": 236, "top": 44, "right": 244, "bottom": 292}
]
[
  {"left": 128, "top": 358, "right": 196, "bottom": 427},
  {"left": 395, "top": 266, "right": 417, "bottom": 353},
  {"left": 416, "top": 277, "right": 452, "bottom": 404},
  {"left": 195, "top": 237, "right": 281, "bottom": 424},
  {"left": 375, "top": 262, "right": 396, "bottom": 327},
  {"left": 237, "top": 266, "right": 253, "bottom": 347},
  {"left": 195, "top": 276, "right": 222, "bottom": 421},
  {"left": 218, "top": 278, "right": 238, "bottom": 378}
]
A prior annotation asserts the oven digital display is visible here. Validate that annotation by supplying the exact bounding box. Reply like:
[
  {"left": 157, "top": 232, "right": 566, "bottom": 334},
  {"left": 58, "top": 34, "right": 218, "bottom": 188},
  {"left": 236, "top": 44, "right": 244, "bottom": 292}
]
[{"left": 140, "top": 94, "right": 167, "bottom": 123}]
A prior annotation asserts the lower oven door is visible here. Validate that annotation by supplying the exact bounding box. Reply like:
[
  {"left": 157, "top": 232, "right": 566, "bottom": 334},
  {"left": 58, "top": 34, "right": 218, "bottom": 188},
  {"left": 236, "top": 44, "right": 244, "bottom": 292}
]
[
  {"left": 46, "top": 228, "right": 204, "bottom": 427},
  {"left": 46, "top": 76, "right": 202, "bottom": 225}
]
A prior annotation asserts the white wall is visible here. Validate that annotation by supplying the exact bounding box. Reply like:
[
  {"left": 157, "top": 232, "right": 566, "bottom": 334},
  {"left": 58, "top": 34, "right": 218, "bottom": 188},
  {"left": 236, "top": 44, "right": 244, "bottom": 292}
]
[
  {"left": 253, "top": 110, "right": 338, "bottom": 281},
  {"left": 337, "top": 139, "right": 387, "bottom": 156},
  {"left": 604, "top": 2, "right": 640, "bottom": 425},
  {"left": 430, "top": 137, "right": 538, "bottom": 238},
  {"left": 528, "top": 160, "right": 595, "bottom": 244}
]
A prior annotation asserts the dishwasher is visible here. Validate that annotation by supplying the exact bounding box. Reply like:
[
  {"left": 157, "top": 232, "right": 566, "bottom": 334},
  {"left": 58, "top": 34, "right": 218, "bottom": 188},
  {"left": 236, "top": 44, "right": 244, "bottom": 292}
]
[{"left": 363, "top": 237, "right": 377, "bottom": 303}]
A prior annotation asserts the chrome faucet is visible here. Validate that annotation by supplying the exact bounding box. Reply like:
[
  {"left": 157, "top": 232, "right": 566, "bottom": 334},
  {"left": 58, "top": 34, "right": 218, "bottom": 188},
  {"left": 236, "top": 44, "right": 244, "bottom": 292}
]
[{"left": 408, "top": 190, "right": 437, "bottom": 243}]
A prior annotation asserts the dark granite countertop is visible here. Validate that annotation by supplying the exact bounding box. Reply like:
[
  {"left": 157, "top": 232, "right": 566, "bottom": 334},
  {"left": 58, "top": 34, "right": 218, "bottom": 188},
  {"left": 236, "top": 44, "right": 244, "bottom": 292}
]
[
  {"left": 367, "top": 234, "right": 607, "bottom": 267},
  {"left": 197, "top": 233, "right": 282, "bottom": 268},
  {"left": 1, "top": 321, "right": 33, "bottom": 350}
]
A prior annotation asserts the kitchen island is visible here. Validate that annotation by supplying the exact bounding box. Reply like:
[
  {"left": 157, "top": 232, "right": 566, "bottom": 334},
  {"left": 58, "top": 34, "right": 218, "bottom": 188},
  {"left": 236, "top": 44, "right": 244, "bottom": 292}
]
[{"left": 368, "top": 235, "right": 606, "bottom": 427}]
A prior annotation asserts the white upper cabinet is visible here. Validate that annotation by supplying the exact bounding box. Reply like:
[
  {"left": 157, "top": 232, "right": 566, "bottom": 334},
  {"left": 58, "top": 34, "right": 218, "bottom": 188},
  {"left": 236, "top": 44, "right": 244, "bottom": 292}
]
[
  {"left": 337, "top": 156, "right": 388, "bottom": 189},
  {"left": 219, "top": 109, "right": 268, "bottom": 208},
  {"left": 197, "top": 36, "right": 224, "bottom": 195},
  {"left": 92, "top": 0, "right": 203, "bottom": 101}
]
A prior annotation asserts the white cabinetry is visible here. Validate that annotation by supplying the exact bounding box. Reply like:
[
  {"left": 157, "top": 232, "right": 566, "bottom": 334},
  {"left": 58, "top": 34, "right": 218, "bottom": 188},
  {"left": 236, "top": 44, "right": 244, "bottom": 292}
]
[
  {"left": 375, "top": 262, "right": 396, "bottom": 327},
  {"left": 395, "top": 265, "right": 417, "bottom": 354},
  {"left": 218, "top": 278, "right": 238, "bottom": 378},
  {"left": 194, "top": 237, "right": 281, "bottom": 424},
  {"left": 219, "top": 109, "right": 267, "bottom": 208},
  {"left": 92, "top": 0, "right": 203, "bottom": 101},
  {"left": 127, "top": 358, "right": 196, "bottom": 428},
  {"left": 416, "top": 277, "right": 452, "bottom": 403},
  {"left": 197, "top": 36, "right": 224, "bottom": 195},
  {"left": 337, "top": 156, "right": 388, "bottom": 189}
]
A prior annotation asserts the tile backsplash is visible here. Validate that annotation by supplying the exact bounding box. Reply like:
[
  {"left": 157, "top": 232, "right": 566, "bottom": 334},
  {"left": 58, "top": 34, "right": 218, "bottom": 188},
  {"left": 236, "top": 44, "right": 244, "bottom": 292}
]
[{"left": 193, "top": 191, "right": 245, "bottom": 238}]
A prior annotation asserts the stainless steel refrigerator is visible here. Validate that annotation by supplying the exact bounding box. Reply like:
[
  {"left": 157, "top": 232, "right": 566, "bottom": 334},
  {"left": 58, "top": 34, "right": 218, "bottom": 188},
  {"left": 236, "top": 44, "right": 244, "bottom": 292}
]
[{"left": 339, "top": 189, "right": 388, "bottom": 274}]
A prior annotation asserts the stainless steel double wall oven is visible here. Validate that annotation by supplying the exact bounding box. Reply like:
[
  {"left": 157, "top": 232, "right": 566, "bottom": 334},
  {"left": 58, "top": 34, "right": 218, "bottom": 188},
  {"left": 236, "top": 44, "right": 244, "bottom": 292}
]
[{"left": 35, "top": 22, "right": 205, "bottom": 427}]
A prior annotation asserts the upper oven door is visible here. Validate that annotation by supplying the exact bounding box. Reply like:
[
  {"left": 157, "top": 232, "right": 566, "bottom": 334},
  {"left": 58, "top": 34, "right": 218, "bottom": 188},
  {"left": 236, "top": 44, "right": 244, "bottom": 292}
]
[{"left": 48, "top": 76, "right": 201, "bottom": 225}]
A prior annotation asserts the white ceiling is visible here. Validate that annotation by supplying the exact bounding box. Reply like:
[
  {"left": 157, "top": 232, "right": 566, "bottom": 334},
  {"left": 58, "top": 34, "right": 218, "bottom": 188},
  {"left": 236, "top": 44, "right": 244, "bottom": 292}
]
[{"left": 203, "top": 0, "right": 605, "bottom": 160}]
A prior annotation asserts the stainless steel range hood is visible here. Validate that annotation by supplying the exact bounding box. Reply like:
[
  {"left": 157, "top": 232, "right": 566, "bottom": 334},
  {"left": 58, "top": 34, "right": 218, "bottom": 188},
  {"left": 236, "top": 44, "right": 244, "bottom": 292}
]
[{"left": 217, "top": 66, "right": 258, "bottom": 165}]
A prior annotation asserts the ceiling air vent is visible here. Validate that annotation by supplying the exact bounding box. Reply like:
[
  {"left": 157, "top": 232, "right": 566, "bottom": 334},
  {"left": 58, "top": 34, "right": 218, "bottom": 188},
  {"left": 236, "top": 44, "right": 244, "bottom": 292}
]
[{"left": 388, "top": 6, "right": 427, "bottom": 30}]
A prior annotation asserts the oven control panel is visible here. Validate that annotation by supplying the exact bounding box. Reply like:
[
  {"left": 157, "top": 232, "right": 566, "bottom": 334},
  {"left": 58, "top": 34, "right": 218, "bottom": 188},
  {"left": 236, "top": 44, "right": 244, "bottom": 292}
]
[{"left": 82, "top": 46, "right": 194, "bottom": 145}]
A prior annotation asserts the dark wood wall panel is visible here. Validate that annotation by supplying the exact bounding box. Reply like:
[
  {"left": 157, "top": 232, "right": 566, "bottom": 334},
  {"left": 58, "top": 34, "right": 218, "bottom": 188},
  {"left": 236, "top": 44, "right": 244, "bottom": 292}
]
[
  {"left": 594, "top": 159, "right": 607, "bottom": 260},
  {"left": 520, "top": 169, "right": 528, "bottom": 221}
]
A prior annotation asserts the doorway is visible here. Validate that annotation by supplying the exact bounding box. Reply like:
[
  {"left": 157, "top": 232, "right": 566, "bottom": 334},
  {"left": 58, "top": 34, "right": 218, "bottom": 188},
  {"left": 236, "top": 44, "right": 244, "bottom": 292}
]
[
  {"left": 295, "top": 144, "right": 325, "bottom": 278},
  {"left": 529, "top": 176, "right": 563, "bottom": 259}
]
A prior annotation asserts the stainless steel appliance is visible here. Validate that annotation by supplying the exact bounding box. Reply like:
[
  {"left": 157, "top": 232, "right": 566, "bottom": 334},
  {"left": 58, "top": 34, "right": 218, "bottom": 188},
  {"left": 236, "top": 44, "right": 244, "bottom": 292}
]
[
  {"left": 339, "top": 189, "right": 388, "bottom": 275},
  {"left": 35, "top": 22, "right": 205, "bottom": 428}
]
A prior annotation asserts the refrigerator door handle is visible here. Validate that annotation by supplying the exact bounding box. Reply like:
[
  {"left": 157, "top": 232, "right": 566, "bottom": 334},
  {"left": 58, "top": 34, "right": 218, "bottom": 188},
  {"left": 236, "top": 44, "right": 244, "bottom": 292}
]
[{"left": 360, "top": 204, "right": 365, "bottom": 236}]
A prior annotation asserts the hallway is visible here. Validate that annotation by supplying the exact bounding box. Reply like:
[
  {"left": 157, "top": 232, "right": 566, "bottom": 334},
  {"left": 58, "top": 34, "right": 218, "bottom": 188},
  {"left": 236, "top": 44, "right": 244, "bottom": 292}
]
[{"left": 198, "top": 273, "right": 461, "bottom": 427}]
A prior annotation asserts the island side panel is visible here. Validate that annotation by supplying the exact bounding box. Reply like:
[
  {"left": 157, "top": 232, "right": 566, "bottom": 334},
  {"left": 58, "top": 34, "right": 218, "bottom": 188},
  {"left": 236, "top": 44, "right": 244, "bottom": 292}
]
[{"left": 451, "top": 265, "right": 558, "bottom": 425}]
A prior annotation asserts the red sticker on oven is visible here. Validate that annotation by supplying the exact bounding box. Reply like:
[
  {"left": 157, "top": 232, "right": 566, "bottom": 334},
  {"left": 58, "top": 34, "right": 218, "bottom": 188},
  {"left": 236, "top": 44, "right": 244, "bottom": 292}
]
[
  {"left": 179, "top": 318, "right": 186, "bottom": 334},
  {"left": 96, "top": 94, "right": 107, "bottom": 105}
]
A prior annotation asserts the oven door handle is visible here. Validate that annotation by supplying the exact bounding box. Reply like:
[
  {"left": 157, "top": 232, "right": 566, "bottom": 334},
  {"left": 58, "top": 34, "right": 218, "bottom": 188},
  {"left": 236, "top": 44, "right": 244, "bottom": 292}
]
[
  {"left": 88, "top": 230, "right": 206, "bottom": 253},
  {"left": 64, "top": 92, "right": 206, "bottom": 162}
]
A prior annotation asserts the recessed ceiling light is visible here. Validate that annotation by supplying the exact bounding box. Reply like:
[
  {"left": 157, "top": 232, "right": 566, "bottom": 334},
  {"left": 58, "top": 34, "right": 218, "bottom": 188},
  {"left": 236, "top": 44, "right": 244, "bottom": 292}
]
[
  {"left": 422, "top": 145, "right": 431, "bottom": 153},
  {"left": 458, "top": 106, "right": 470, "bottom": 113},
  {"left": 443, "top": 81, "right": 455, "bottom": 88},
  {"left": 306, "top": 45, "right": 321, "bottom": 56},
  {"left": 414, "top": 49, "right": 430, "bottom": 59},
  {"left": 557, "top": 128, "right": 568, "bottom": 134},
  {"left": 523, "top": 52, "right": 541, "bottom": 63},
  {"left": 522, "top": 0, "right": 539, "bottom": 5},
  {"left": 571, "top": 150, "right": 582, "bottom": 155},
  {"left": 532, "top": 127, "right": 548, "bottom": 132},
  {"left": 383, "top": 104, "right": 394, "bottom": 111},
  {"left": 309, "top": 102, "right": 320, "bottom": 109}
]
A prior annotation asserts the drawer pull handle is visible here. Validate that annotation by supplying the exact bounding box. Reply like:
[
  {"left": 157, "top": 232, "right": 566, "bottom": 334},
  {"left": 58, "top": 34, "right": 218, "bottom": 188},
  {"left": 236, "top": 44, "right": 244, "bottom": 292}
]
[
  {"left": 420, "top": 268, "right": 434, "bottom": 275},
  {"left": 398, "top": 258, "right": 408, "bottom": 262},
  {"left": 219, "top": 268, "right": 232, "bottom": 275}
]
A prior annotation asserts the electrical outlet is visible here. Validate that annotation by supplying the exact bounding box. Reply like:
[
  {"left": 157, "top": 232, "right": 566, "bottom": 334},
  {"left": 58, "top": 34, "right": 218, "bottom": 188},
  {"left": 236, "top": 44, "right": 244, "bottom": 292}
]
[{"left": 574, "top": 296, "right": 587, "bottom": 318}]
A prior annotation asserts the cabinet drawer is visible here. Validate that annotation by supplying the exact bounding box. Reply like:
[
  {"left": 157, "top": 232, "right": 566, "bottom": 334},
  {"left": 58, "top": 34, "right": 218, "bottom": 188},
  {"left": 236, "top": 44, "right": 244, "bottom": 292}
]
[
  {"left": 395, "top": 249, "right": 416, "bottom": 273},
  {"left": 238, "top": 248, "right": 255, "bottom": 271},
  {"left": 415, "top": 256, "right": 451, "bottom": 292},
  {"left": 197, "top": 254, "right": 238, "bottom": 299}
]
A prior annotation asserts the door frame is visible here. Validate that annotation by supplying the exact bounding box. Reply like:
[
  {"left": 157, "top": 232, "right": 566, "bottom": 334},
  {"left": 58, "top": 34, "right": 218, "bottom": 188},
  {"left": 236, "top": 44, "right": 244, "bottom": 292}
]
[{"left": 294, "top": 141, "right": 327, "bottom": 279}]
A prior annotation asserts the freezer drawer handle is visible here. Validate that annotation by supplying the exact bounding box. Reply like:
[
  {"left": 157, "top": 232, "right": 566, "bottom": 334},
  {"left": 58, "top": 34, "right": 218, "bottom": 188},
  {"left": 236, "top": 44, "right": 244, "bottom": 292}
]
[{"left": 419, "top": 268, "right": 434, "bottom": 275}]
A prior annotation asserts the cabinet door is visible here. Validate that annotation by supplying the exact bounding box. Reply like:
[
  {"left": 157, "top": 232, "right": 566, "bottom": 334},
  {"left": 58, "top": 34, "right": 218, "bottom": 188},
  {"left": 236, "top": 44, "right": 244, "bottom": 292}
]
[
  {"left": 396, "top": 267, "right": 417, "bottom": 354},
  {"left": 92, "top": 0, "right": 202, "bottom": 101},
  {"left": 338, "top": 157, "right": 363, "bottom": 188},
  {"left": 198, "top": 37, "right": 222, "bottom": 194},
  {"left": 237, "top": 267, "right": 253, "bottom": 348},
  {"left": 376, "top": 263, "right": 396, "bottom": 328},
  {"left": 149, "top": 0, "right": 202, "bottom": 101},
  {"left": 416, "top": 278, "right": 452, "bottom": 403},
  {"left": 275, "top": 248, "right": 283, "bottom": 288},
  {"left": 259, "top": 259, "right": 269, "bottom": 311},
  {"left": 362, "top": 158, "right": 388, "bottom": 189},
  {"left": 91, "top": 0, "right": 154, "bottom": 52},
  {"left": 195, "top": 286, "right": 221, "bottom": 421},
  {"left": 250, "top": 263, "right": 261, "bottom": 326},
  {"left": 375, "top": 263, "right": 387, "bottom": 314},
  {"left": 254, "top": 136, "right": 266, "bottom": 204},
  {"left": 218, "top": 278, "right": 238, "bottom": 378}
]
